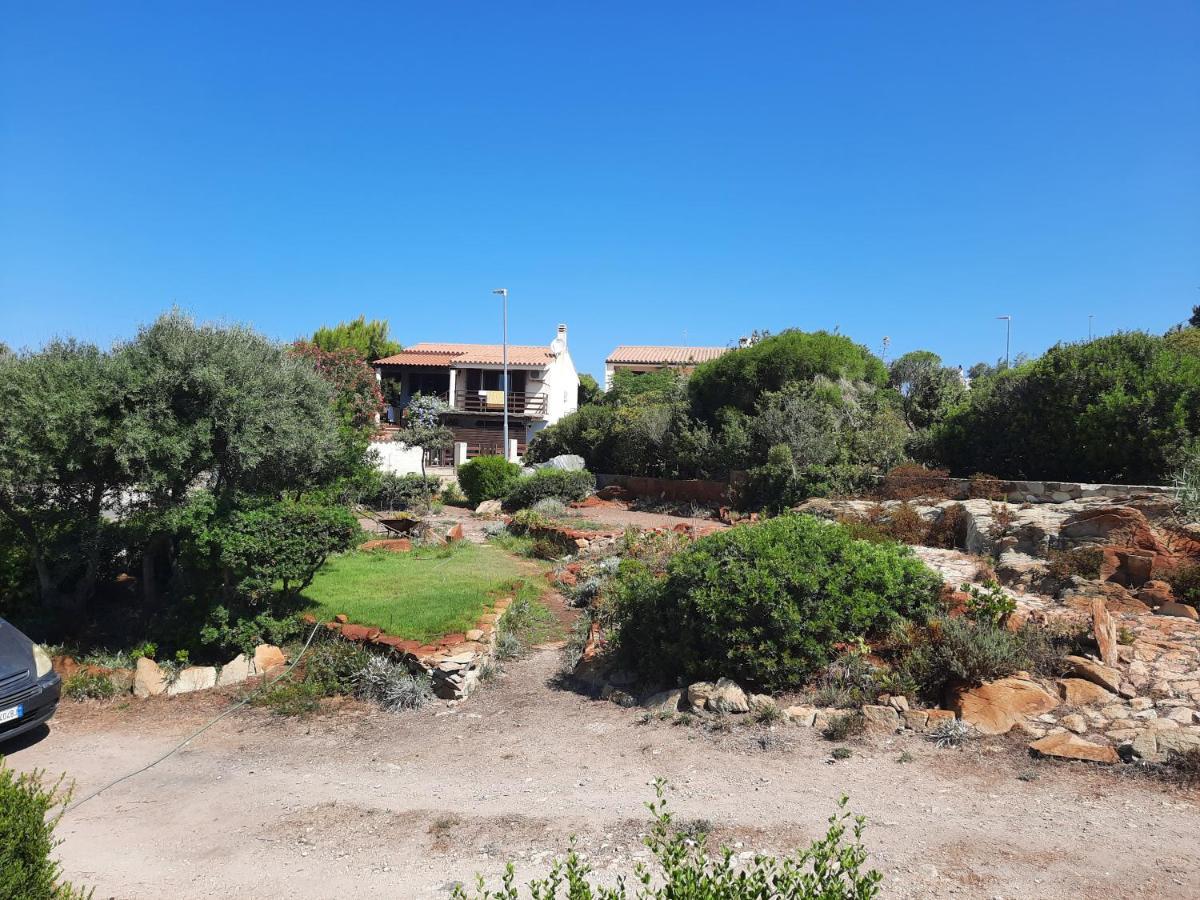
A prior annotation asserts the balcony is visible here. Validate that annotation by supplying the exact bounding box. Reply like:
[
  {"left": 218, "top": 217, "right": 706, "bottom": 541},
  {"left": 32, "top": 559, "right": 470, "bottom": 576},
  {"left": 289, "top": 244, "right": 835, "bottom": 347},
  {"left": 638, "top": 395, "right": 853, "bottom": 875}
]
[{"left": 450, "top": 389, "right": 547, "bottom": 418}]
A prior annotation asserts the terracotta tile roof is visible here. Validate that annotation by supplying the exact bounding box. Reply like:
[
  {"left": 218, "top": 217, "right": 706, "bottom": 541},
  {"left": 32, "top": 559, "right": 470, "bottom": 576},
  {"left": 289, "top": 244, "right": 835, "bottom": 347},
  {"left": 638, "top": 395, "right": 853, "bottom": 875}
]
[
  {"left": 375, "top": 343, "right": 554, "bottom": 367},
  {"left": 605, "top": 345, "right": 730, "bottom": 365}
]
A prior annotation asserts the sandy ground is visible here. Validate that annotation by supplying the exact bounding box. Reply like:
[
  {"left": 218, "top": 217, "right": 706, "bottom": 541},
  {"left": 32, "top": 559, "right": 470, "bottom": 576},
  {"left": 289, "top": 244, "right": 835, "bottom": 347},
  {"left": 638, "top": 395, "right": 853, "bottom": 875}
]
[{"left": 7, "top": 645, "right": 1200, "bottom": 900}]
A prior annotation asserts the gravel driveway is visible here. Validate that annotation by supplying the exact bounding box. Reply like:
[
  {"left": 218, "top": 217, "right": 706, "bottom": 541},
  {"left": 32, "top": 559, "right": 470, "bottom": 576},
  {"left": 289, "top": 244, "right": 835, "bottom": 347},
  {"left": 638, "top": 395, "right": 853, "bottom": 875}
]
[{"left": 6, "top": 646, "right": 1199, "bottom": 899}]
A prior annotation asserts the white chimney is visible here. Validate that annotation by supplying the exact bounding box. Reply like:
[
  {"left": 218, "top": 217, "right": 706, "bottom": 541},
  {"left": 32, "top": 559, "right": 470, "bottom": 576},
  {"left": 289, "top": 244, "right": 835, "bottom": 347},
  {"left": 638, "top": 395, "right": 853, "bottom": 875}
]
[{"left": 551, "top": 323, "right": 568, "bottom": 355}]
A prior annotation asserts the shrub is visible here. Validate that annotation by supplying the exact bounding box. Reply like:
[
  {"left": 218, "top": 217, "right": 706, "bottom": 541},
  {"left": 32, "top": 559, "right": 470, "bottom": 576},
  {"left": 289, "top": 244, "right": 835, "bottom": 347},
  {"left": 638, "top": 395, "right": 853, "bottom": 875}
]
[
  {"left": 62, "top": 672, "right": 117, "bottom": 702},
  {"left": 456, "top": 456, "right": 522, "bottom": 506},
  {"left": 926, "top": 502, "right": 968, "bottom": 549},
  {"left": 933, "top": 331, "right": 1200, "bottom": 483},
  {"left": 961, "top": 580, "right": 1016, "bottom": 626},
  {"left": 0, "top": 760, "right": 91, "bottom": 900},
  {"left": 880, "top": 464, "right": 951, "bottom": 501},
  {"left": 355, "top": 656, "right": 433, "bottom": 711},
  {"left": 929, "top": 719, "right": 974, "bottom": 749},
  {"left": 885, "top": 502, "right": 929, "bottom": 545},
  {"left": 967, "top": 472, "right": 1006, "bottom": 500},
  {"left": 494, "top": 594, "right": 556, "bottom": 659},
  {"left": 201, "top": 607, "right": 306, "bottom": 657},
  {"left": 503, "top": 468, "right": 596, "bottom": 511},
  {"left": 303, "top": 637, "right": 372, "bottom": 695},
  {"left": 358, "top": 472, "right": 441, "bottom": 511},
  {"left": 1046, "top": 546, "right": 1105, "bottom": 584},
  {"left": 893, "top": 617, "right": 1060, "bottom": 703},
  {"left": 529, "top": 498, "right": 567, "bottom": 516},
  {"left": 810, "top": 652, "right": 885, "bottom": 709},
  {"left": 609, "top": 514, "right": 943, "bottom": 691},
  {"left": 453, "top": 781, "right": 881, "bottom": 900},
  {"left": 822, "top": 711, "right": 866, "bottom": 742},
  {"left": 1169, "top": 563, "right": 1200, "bottom": 608}
]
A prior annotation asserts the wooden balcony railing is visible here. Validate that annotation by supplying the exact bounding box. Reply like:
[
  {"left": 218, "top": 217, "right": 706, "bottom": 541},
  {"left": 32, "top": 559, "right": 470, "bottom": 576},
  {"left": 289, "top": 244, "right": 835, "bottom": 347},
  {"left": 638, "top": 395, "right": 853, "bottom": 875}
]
[{"left": 451, "top": 389, "right": 547, "bottom": 417}]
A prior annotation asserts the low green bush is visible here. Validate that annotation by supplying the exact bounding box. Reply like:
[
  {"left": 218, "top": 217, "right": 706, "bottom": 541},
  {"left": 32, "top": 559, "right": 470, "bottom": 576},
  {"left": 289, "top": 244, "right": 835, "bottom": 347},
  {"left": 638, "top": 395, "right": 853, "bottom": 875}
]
[
  {"left": 891, "top": 617, "right": 1066, "bottom": 704},
  {"left": 457, "top": 456, "right": 522, "bottom": 506},
  {"left": 1046, "top": 546, "right": 1105, "bottom": 584},
  {"left": 0, "top": 760, "right": 91, "bottom": 899},
  {"left": 609, "top": 514, "right": 943, "bottom": 691},
  {"left": 453, "top": 780, "right": 881, "bottom": 899},
  {"left": 358, "top": 472, "right": 441, "bottom": 511},
  {"left": 62, "top": 673, "right": 117, "bottom": 702},
  {"left": 502, "top": 468, "right": 596, "bottom": 511}
]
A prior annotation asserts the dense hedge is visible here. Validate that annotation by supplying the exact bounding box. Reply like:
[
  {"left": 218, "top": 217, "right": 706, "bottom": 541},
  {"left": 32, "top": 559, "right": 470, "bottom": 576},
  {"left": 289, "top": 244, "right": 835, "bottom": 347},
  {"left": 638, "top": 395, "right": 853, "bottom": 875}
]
[
  {"left": 609, "top": 514, "right": 943, "bottom": 690},
  {"left": 503, "top": 468, "right": 596, "bottom": 511},
  {"left": 933, "top": 332, "right": 1200, "bottom": 483},
  {"left": 457, "top": 455, "right": 522, "bottom": 505}
]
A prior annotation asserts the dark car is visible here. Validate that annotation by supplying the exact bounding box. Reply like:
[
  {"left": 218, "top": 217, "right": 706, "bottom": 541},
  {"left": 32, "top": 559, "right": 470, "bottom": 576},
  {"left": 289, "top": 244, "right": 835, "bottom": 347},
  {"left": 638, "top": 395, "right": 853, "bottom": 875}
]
[{"left": 0, "top": 618, "right": 61, "bottom": 744}]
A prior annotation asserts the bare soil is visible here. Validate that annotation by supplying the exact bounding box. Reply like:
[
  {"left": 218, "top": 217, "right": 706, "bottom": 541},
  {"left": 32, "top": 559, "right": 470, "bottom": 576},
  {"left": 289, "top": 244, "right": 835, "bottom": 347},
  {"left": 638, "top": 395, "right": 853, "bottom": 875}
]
[{"left": 8, "top": 645, "right": 1199, "bottom": 900}]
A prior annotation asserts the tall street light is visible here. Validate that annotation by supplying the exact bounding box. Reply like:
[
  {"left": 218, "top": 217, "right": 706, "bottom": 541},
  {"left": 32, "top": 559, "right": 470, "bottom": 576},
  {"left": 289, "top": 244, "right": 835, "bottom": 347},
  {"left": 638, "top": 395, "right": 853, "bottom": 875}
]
[
  {"left": 996, "top": 315, "right": 1012, "bottom": 368},
  {"left": 492, "top": 288, "right": 509, "bottom": 459}
]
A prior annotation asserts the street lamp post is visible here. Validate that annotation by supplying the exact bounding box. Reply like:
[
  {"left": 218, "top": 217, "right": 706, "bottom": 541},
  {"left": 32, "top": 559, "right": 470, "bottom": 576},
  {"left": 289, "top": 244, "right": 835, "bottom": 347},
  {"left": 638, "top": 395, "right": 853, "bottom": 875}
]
[
  {"left": 492, "top": 288, "right": 509, "bottom": 459},
  {"left": 1088, "top": 315, "right": 1094, "bottom": 341},
  {"left": 996, "top": 315, "right": 1012, "bottom": 368}
]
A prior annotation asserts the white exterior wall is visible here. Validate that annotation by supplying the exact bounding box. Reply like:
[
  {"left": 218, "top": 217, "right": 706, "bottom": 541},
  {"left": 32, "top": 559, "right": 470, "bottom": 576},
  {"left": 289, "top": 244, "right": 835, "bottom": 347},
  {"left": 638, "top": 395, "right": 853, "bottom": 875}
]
[
  {"left": 370, "top": 439, "right": 425, "bottom": 475},
  {"left": 541, "top": 346, "right": 579, "bottom": 425}
]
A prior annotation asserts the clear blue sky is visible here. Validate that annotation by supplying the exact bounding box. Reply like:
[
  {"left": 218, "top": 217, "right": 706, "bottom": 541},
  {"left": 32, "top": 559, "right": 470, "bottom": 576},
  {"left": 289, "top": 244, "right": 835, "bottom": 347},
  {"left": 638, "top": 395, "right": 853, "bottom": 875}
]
[{"left": 2, "top": 2, "right": 1198, "bottom": 378}]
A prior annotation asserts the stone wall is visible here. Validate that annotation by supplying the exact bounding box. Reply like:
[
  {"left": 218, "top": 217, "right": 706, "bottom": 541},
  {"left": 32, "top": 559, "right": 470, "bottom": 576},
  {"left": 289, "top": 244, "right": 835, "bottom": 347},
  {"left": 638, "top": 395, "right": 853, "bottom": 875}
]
[
  {"left": 596, "top": 473, "right": 733, "bottom": 504},
  {"left": 893, "top": 476, "right": 1176, "bottom": 505}
]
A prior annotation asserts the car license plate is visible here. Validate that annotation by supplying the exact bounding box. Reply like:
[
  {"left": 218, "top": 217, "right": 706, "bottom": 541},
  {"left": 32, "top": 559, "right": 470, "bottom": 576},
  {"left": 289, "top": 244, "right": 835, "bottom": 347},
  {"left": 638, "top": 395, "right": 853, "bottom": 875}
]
[{"left": 0, "top": 705, "right": 22, "bottom": 724}]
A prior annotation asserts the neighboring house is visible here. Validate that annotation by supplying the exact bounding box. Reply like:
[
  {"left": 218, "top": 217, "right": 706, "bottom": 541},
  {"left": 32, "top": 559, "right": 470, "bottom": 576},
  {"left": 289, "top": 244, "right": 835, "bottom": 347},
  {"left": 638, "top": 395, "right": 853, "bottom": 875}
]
[
  {"left": 603, "top": 345, "right": 730, "bottom": 390},
  {"left": 374, "top": 324, "right": 578, "bottom": 468}
]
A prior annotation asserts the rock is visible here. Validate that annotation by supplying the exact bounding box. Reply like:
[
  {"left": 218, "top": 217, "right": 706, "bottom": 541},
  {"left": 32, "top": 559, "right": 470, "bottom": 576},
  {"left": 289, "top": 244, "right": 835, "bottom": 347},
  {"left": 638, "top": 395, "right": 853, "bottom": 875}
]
[
  {"left": 217, "top": 654, "right": 254, "bottom": 687},
  {"left": 1029, "top": 731, "right": 1119, "bottom": 764},
  {"left": 925, "top": 709, "right": 957, "bottom": 728},
  {"left": 167, "top": 665, "right": 217, "bottom": 696},
  {"left": 105, "top": 667, "right": 135, "bottom": 693},
  {"left": 1057, "top": 678, "right": 1117, "bottom": 707},
  {"left": 475, "top": 499, "right": 503, "bottom": 515},
  {"left": 133, "top": 657, "right": 167, "bottom": 699},
  {"left": 784, "top": 705, "right": 817, "bottom": 727},
  {"left": 861, "top": 704, "right": 901, "bottom": 733},
  {"left": 747, "top": 694, "right": 776, "bottom": 716},
  {"left": 1137, "top": 580, "right": 1175, "bottom": 608},
  {"left": 1060, "top": 713, "right": 1088, "bottom": 734},
  {"left": 1165, "top": 707, "right": 1199, "bottom": 725},
  {"left": 1156, "top": 602, "right": 1199, "bottom": 621},
  {"left": 952, "top": 678, "right": 1059, "bottom": 735},
  {"left": 360, "top": 537, "right": 412, "bottom": 552},
  {"left": 607, "top": 689, "right": 637, "bottom": 708},
  {"left": 888, "top": 695, "right": 909, "bottom": 712},
  {"left": 253, "top": 644, "right": 286, "bottom": 674},
  {"left": 708, "top": 678, "right": 749, "bottom": 714},
  {"left": 902, "top": 709, "right": 930, "bottom": 732},
  {"left": 1062, "top": 656, "right": 1122, "bottom": 694},
  {"left": 996, "top": 550, "right": 1049, "bottom": 589},
  {"left": 1091, "top": 597, "right": 1120, "bottom": 667},
  {"left": 1131, "top": 730, "right": 1160, "bottom": 759},
  {"left": 536, "top": 454, "right": 586, "bottom": 471},
  {"left": 446, "top": 523, "right": 465, "bottom": 543},
  {"left": 1156, "top": 729, "right": 1200, "bottom": 756},
  {"left": 687, "top": 681, "right": 716, "bottom": 710},
  {"left": 642, "top": 688, "right": 684, "bottom": 715}
]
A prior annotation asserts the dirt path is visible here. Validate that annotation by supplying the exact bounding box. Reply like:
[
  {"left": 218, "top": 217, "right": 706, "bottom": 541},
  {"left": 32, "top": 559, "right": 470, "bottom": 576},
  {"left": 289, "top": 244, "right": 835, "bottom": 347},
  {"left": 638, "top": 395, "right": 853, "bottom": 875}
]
[{"left": 7, "top": 646, "right": 1199, "bottom": 900}]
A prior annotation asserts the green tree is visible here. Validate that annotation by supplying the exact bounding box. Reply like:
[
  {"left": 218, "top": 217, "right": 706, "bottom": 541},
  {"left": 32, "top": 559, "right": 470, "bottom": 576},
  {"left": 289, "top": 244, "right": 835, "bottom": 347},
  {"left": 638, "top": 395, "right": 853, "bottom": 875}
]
[
  {"left": 1190, "top": 304, "right": 1200, "bottom": 329},
  {"left": 311, "top": 315, "right": 401, "bottom": 363},
  {"left": 289, "top": 340, "right": 384, "bottom": 431},
  {"left": 576, "top": 372, "right": 601, "bottom": 406},
  {"left": 396, "top": 393, "right": 454, "bottom": 489},
  {"left": 0, "top": 340, "right": 127, "bottom": 613},
  {"left": 688, "top": 329, "right": 887, "bottom": 421},
  {"left": 934, "top": 332, "right": 1200, "bottom": 482},
  {"left": 888, "top": 350, "right": 966, "bottom": 431}
]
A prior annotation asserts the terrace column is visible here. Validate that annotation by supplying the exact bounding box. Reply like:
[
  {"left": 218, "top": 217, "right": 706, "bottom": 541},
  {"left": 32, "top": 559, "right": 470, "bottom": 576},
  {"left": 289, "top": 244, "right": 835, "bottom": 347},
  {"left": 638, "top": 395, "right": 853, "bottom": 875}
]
[
  {"left": 448, "top": 368, "right": 457, "bottom": 408},
  {"left": 453, "top": 442, "right": 467, "bottom": 467},
  {"left": 507, "top": 438, "right": 519, "bottom": 463}
]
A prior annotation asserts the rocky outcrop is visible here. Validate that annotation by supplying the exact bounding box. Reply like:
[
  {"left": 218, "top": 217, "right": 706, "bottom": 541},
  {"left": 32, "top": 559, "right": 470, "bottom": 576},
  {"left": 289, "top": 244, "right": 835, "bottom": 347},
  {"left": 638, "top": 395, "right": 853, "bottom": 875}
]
[
  {"left": 1029, "top": 731, "right": 1120, "bottom": 764},
  {"left": 951, "top": 678, "right": 1059, "bottom": 735}
]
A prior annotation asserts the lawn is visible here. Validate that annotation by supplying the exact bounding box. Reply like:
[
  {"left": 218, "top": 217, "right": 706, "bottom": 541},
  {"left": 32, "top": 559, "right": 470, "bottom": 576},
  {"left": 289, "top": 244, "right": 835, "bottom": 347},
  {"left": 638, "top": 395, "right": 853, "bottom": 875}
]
[{"left": 302, "top": 542, "right": 544, "bottom": 643}]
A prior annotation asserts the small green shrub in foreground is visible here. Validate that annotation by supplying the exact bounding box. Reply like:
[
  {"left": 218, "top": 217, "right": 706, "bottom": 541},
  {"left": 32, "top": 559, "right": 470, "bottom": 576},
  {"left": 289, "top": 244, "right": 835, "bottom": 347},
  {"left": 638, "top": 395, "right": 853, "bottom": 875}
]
[
  {"left": 457, "top": 456, "right": 523, "bottom": 506},
  {"left": 0, "top": 760, "right": 92, "bottom": 899},
  {"left": 610, "top": 514, "right": 943, "bottom": 691},
  {"left": 62, "top": 672, "right": 117, "bottom": 702},
  {"left": 453, "top": 780, "right": 880, "bottom": 899},
  {"left": 503, "top": 468, "right": 596, "bottom": 511}
]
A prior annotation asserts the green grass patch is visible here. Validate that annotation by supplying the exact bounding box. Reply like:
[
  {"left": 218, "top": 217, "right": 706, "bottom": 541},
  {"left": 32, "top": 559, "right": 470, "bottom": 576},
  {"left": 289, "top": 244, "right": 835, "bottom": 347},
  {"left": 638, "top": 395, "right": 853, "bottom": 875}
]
[{"left": 302, "top": 543, "right": 545, "bottom": 643}]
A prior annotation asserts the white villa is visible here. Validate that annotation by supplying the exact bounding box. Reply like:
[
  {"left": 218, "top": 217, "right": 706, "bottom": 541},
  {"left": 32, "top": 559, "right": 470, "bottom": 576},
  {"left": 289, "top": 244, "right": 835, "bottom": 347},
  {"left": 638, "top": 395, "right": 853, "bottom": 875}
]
[{"left": 373, "top": 324, "right": 578, "bottom": 472}]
